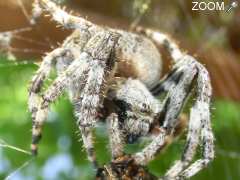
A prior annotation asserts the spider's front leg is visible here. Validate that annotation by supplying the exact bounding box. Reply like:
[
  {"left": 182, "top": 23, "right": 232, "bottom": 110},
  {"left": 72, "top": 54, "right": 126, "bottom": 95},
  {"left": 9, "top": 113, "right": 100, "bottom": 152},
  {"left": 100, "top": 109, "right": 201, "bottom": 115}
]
[
  {"left": 160, "top": 58, "right": 214, "bottom": 179},
  {"left": 71, "top": 31, "right": 120, "bottom": 168},
  {"left": 174, "top": 61, "right": 214, "bottom": 179},
  {"left": 154, "top": 58, "right": 213, "bottom": 179},
  {"left": 32, "top": 31, "right": 120, "bottom": 168},
  {"left": 128, "top": 58, "right": 213, "bottom": 180},
  {"left": 136, "top": 28, "right": 214, "bottom": 179}
]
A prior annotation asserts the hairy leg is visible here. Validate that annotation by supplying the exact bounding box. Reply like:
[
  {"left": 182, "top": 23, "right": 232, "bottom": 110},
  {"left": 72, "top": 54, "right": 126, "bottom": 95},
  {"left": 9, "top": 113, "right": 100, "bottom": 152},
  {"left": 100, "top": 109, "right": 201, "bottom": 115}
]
[
  {"left": 107, "top": 113, "right": 124, "bottom": 159},
  {"left": 162, "top": 58, "right": 214, "bottom": 179},
  {"left": 134, "top": 28, "right": 214, "bottom": 177},
  {"left": 32, "top": 0, "right": 94, "bottom": 29},
  {"left": 30, "top": 53, "right": 94, "bottom": 157},
  {"left": 31, "top": 31, "right": 119, "bottom": 163},
  {"left": 151, "top": 67, "right": 184, "bottom": 96},
  {"left": 28, "top": 47, "right": 68, "bottom": 155},
  {"left": 131, "top": 61, "right": 196, "bottom": 166},
  {"left": 71, "top": 31, "right": 120, "bottom": 168},
  {"left": 160, "top": 60, "right": 197, "bottom": 132},
  {"left": 133, "top": 129, "right": 166, "bottom": 166},
  {"left": 129, "top": 56, "right": 213, "bottom": 180},
  {"left": 177, "top": 64, "right": 214, "bottom": 179},
  {"left": 30, "top": 30, "right": 117, "bottom": 155}
]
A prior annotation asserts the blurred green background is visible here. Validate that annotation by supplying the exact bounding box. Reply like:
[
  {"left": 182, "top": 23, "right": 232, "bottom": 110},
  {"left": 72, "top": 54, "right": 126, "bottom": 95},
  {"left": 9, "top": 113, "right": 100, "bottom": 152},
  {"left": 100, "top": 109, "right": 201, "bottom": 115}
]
[{"left": 0, "top": 0, "right": 240, "bottom": 180}]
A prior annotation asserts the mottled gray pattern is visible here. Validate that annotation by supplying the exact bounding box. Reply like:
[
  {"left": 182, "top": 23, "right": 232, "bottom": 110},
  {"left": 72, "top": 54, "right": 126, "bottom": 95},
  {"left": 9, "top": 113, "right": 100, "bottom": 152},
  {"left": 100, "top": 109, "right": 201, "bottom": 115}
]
[{"left": 28, "top": 0, "right": 214, "bottom": 179}]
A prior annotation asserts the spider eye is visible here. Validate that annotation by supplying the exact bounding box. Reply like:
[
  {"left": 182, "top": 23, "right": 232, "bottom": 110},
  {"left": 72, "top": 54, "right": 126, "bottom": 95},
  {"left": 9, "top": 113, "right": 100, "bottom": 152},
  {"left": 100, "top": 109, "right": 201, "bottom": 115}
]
[
  {"left": 142, "top": 103, "right": 147, "bottom": 108},
  {"left": 127, "top": 134, "right": 140, "bottom": 144}
]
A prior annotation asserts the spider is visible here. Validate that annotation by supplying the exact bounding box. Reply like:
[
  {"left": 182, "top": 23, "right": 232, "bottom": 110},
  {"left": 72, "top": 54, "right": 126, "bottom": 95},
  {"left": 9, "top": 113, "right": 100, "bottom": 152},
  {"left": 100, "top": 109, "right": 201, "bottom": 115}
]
[{"left": 28, "top": 0, "right": 214, "bottom": 179}]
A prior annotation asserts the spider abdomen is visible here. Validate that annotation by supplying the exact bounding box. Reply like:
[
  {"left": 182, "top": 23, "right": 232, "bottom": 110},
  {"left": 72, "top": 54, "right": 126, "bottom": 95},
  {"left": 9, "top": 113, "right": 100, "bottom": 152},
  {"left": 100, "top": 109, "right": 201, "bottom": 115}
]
[{"left": 115, "top": 30, "right": 162, "bottom": 88}]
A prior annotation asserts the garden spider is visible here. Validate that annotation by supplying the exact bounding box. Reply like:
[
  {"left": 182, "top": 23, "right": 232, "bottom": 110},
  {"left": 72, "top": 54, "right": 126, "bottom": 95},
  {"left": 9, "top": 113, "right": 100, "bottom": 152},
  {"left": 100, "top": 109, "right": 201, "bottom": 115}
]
[{"left": 27, "top": 0, "right": 214, "bottom": 179}]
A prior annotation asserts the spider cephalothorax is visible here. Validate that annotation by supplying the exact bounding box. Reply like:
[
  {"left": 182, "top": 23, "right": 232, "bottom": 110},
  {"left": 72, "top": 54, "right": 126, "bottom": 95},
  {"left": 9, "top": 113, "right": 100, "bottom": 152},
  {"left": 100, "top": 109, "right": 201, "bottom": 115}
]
[{"left": 28, "top": 0, "right": 214, "bottom": 179}]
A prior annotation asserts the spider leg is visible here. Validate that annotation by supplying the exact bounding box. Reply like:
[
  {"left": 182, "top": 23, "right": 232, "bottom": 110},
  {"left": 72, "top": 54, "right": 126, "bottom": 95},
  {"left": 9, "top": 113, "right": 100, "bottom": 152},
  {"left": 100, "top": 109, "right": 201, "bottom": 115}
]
[
  {"left": 107, "top": 113, "right": 124, "bottom": 159},
  {"left": 32, "top": 0, "right": 94, "bottom": 29},
  {"left": 161, "top": 57, "right": 214, "bottom": 179},
  {"left": 160, "top": 60, "right": 197, "bottom": 133},
  {"left": 74, "top": 33, "right": 119, "bottom": 167},
  {"left": 175, "top": 64, "right": 214, "bottom": 179},
  {"left": 151, "top": 67, "right": 184, "bottom": 96},
  {"left": 28, "top": 48, "right": 65, "bottom": 115},
  {"left": 179, "top": 119, "right": 214, "bottom": 179},
  {"left": 29, "top": 48, "right": 69, "bottom": 155},
  {"left": 132, "top": 56, "right": 213, "bottom": 179},
  {"left": 30, "top": 51, "right": 93, "bottom": 157},
  {"left": 133, "top": 128, "right": 166, "bottom": 166},
  {"left": 37, "top": 31, "right": 119, "bottom": 167},
  {"left": 131, "top": 62, "right": 195, "bottom": 166},
  {"left": 135, "top": 28, "right": 214, "bottom": 177}
]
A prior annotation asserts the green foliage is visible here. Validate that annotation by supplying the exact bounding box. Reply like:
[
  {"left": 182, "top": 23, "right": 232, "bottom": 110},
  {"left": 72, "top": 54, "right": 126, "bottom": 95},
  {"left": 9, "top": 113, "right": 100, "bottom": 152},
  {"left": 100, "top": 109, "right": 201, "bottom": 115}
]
[
  {"left": 132, "top": 0, "right": 152, "bottom": 16},
  {"left": 0, "top": 57, "right": 239, "bottom": 179}
]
